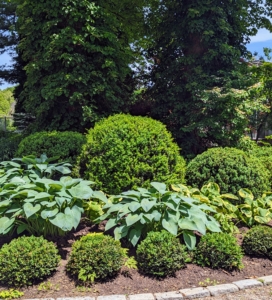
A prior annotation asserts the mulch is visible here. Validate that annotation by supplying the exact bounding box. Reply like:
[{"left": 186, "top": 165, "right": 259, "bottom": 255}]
[{"left": 0, "top": 221, "right": 272, "bottom": 299}]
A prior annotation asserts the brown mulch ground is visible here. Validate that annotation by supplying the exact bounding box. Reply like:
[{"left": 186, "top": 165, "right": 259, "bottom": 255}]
[{"left": 1, "top": 222, "right": 272, "bottom": 299}]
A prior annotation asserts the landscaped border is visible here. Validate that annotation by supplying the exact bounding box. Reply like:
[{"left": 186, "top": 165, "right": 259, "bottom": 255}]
[{"left": 21, "top": 275, "right": 272, "bottom": 300}]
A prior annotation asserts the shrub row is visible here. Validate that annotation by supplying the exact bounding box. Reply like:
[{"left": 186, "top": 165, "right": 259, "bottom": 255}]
[{"left": 4, "top": 227, "right": 272, "bottom": 287}]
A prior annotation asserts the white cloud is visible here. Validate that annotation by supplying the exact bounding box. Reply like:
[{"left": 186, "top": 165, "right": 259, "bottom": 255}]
[{"left": 250, "top": 28, "right": 272, "bottom": 43}]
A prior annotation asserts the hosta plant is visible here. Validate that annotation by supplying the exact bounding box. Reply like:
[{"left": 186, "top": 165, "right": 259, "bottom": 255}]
[
  {"left": 0, "top": 175, "right": 106, "bottom": 236},
  {"left": 95, "top": 182, "right": 221, "bottom": 249},
  {"left": 237, "top": 189, "right": 272, "bottom": 227}
]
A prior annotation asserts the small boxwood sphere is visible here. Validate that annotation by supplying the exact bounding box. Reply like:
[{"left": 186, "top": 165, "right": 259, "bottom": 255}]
[
  {"left": 74, "top": 114, "right": 186, "bottom": 194},
  {"left": 136, "top": 231, "right": 188, "bottom": 277},
  {"left": 0, "top": 236, "right": 60, "bottom": 287},
  {"left": 250, "top": 146, "right": 272, "bottom": 182},
  {"left": 186, "top": 147, "right": 270, "bottom": 196},
  {"left": 16, "top": 130, "right": 86, "bottom": 164},
  {"left": 194, "top": 233, "right": 244, "bottom": 270},
  {"left": 66, "top": 233, "right": 126, "bottom": 282},
  {"left": 242, "top": 226, "right": 272, "bottom": 259}
]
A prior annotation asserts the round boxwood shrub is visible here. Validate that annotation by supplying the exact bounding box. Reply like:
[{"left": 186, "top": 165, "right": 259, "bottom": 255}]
[
  {"left": 0, "top": 236, "right": 60, "bottom": 287},
  {"left": 242, "top": 225, "right": 272, "bottom": 259},
  {"left": 16, "top": 131, "right": 86, "bottom": 164},
  {"left": 186, "top": 147, "right": 270, "bottom": 196},
  {"left": 136, "top": 230, "right": 188, "bottom": 277},
  {"left": 250, "top": 146, "right": 272, "bottom": 182},
  {"left": 66, "top": 233, "right": 126, "bottom": 283},
  {"left": 194, "top": 233, "right": 244, "bottom": 270},
  {"left": 74, "top": 114, "right": 186, "bottom": 194}
]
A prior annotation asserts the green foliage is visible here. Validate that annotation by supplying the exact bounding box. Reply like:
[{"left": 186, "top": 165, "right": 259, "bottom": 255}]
[
  {"left": 14, "top": 0, "right": 141, "bottom": 131},
  {"left": 236, "top": 136, "right": 258, "bottom": 152},
  {"left": 136, "top": 230, "right": 188, "bottom": 277},
  {"left": 0, "top": 236, "right": 60, "bottom": 287},
  {"left": 0, "top": 154, "right": 106, "bottom": 236},
  {"left": 140, "top": 0, "right": 272, "bottom": 155},
  {"left": 0, "top": 289, "right": 24, "bottom": 299},
  {"left": 0, "top": 87, "right": 15, "bottom": 116},
  {"left": 0, "top": 132, "right": 24, "bottom": 162},
  {"left": 250, "top": 145, "right": 272, "bottom": 182},
  {"left": 75, "top": 114, "right": 186, "bottom": 194},
  {"left": 16, "top": 131, "right": 86, "bottom": 164},
  {"left": 242, "top": 225, "right": 272, "bottom": 259},
  {"left": 186, "top": 147, "right": 270, "bottom": 196},
  {"left": 237, "top": 189, "right": 272, "bottom": 227},
  {"left": 194, "top": 233, "right": 244, "bottom": 270},
  {"left": 95, "top": 181, "right": 221, "bottom": 249},
  {"left": 66, "top": 233, "right": 126, "bottom": 283}
]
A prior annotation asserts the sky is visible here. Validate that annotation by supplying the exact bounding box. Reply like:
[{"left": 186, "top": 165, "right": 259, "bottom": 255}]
[{"left": 0, "top": 28, "right": 272, "bottom": 90}]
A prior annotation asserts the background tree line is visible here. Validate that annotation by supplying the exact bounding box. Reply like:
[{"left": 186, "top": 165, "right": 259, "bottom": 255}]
[{"left": 0, "top": 0, "right": 272, "bottom": 156}]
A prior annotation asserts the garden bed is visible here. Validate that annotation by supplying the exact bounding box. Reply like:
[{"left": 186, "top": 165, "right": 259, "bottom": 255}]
[{"left": 1, "top": 222, "right": 272, "bottom": 299}]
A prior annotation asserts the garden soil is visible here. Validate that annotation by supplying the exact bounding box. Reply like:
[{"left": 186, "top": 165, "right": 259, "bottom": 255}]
[{"left": 1, "top": 222, "right": 272, "bottom": 299}]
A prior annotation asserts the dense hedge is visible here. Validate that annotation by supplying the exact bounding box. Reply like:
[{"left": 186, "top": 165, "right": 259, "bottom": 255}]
[
  {"left": 250, "top": 146, "right": 272, "bottom": 182},
  {"left": 74, "top": 114, "right": 186, "bottom": 194},
  {"left": 0, "top": 236, "right": 60, "bottom": 287},
  {"left": 194, "top": 233, "right": 244, "bottom": 270},
  {"left": 136, "top": 231, "right": 188, "bottom": 277},
  {"left": 242, "top": 226, "right": 272, "bottom": 259},
  {"left": 66, "top": 233, "right": 125, "bottom": 282},
  {"left": 16, "top": 131, "right": 86, "bottom": 164},
  {"left": 0, "top": 132, "right": 24, "bottom": 161},
  {"left": 186, "top": 147, "right": 270, "bottom": 196}
]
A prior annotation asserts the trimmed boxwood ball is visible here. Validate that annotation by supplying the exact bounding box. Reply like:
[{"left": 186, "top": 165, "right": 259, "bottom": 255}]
[
  {"left": 136, "top": 230, "right": 188, "bottom": 277},
  {"left": 74, "top": 114, "right": 186, "bottom": 194},
  {"left": 16, "top": 130, "right": 86, "bottom": 164},
  {"left": 194, "top": 233, "right": 244, "bottom": 270},
  {"left": 186, "top": 147, "right": 270, "bottom": 197},
  {"left": 242, "top": 225, "right": 272, "bottom": 259},
  {"left": 66, "top": 233, "right": 126, "bottom": 283},
  {"left": 250, "top": 146, "right": 272, "bottom": 183},
  {"left": 0, "top": 236, "right": 60, "bottom": 287}
]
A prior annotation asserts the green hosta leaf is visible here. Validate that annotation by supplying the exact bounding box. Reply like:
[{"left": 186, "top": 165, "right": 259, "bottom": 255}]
[
  {"left": 114, "top": 225, "right": 128, "bottom": 240},
  {"left": 143, "top": 213, "right": 154, "bottom": 222},
  {"left": 151, "top": 210, "right": 161, "bottom": 221},
  {"left": 34, "top": 192, "right": 51, "bottom": 201},
  {"left": 129, "top": 202, "right": 141, "bottom": 212},
  {"left": 0, "top": 217, "right": 15, "bottom": 234},
  {"left": 183, "top": 230, "right": 196, "bottom": 250},
  {"left": 178, "top": 218, "right": 198, "bottom": 232},
  {"left": 180, "top": 196, "right": 196, "bottom": 205},
  {"left": 64, "top": 205, "right": 82, "bottom": 229},
  {"left": 141, "top": 199, "right": 156, "bottom": 212},
  {"left": 258, "top": 207, "right": 270, "bottom": 217},
  {"left": 55, "top": 165, "right": 71, "bottom": 174},
  {"left": 197, "top": 203, "right": 216, "bottom": 212},
  {"left": 105, "top": 218, "right": 118, "bottom": 231},
  {"left": 126, "top": 214, "right": 141, "bottom": 226},
  {"left": 221, "top": 193, "right": 239, "bottom": 200},
  {"left": 254, "top": 215, "right": 271, "bottom": 224},
  {"left": 128, "top": 227, "right": 141, "bottom": 246},
  {"left": 206, "top": 219, "right": 221, "bottom": 232},
  {"left": 35, "top": 164, "right": 48, "bottom": 171},
  {"left": 68, "top": 185, "right": 93, "bottom": 199},
  {"left": 48, "top": 183, "right": 63, "bottom": 193},
  {"left": 191, "top": 217, "right": 206, "bottom": 235},
  {"left": 162, "top": 217, "right": 178, "bottom": 235},
  {"left": 121, "top": 190, "right": 141, "bottom": 198},
  {"left": 239, "top": 188, "right": 254, "bottom": 200},
  {"left": 10, "top": 177, "right": 26, "bottom": 184},
  {"left": 23, "top": 203, "right": 41, "bottom": 218},
  {"left": 17, "top": 223, "right": 28, "bottom": 235},
  {"left": 5, "top": 204, "right": 21, "bottom": 214},
  {"left": 49, "top": 213, "right": 74, "bottom": 231},
  {"left": 40, "top": 201, "right": 56, "bottom": 207},
  {"left": 165, "top": 200, "right": 177, "bottom": 211},
  {"left": 150, "top": 182, "right": 167, "bottom": 194},
  {"left": 0, "top": 199, "right": 10, "bottom": 208},
  {"left": 92, "top": 191, "right": 108, "bottom": 202},
  {"left": 41, "top": 208, "right": 59, "bottom": 219}
]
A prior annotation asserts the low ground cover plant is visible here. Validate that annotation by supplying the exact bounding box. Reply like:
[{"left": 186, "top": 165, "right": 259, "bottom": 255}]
[
  {"left": 95, "top": 181, "right": 221, "bottom": 249},
  {"left": 186, "top": 147, "right": 270, "bottom": 196},
  {"left": 242, "top": 225, "right": 272, "bottom": 259},
  {"left": 74, "top": 114, "right": 186, "bottom": 194},
  {"left": 136, "top": 230, "right": 189, "bottom": 277},
  {"left": 0, "top": 236, "right": 60, "bottom": 287},
  {"left": 66, "top": 233, "right": 126, "bottom": 283},
  {"left": 194, "top": 232, "right": 244, "bottom": 270}
]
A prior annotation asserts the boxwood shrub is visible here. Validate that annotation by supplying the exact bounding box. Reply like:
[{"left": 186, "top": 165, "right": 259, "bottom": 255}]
[
  {"left": 242, "top": 225, "right": 272, "bottom": 259},
  {"left": 74, "top": 114, "right": 186, "bottom": 194},
  {"left": 66, "top": 233, "right": 126, "bottom": 283},
  {"left": 194, "top": 233, "right": 244, "bottom": 270},
  {"left": 186, "top": 147, "right": 270, "bottom": 196},
  {"left": 136, "top": 231, "right": 189, "bottom": 277},
  {"left": 0, "top": 236, "right": 60, "bottom": 287},
  {"left": 16, "top": 130, "right": 86, "bottom": 164}
]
